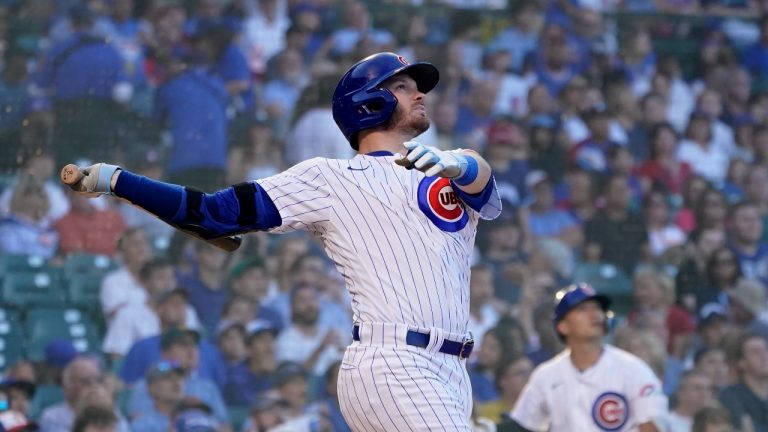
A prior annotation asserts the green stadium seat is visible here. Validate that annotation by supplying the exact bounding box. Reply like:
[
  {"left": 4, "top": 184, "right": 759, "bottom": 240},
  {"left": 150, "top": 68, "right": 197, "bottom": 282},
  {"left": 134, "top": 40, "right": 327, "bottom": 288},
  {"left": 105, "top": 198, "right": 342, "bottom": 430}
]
[
  {"left": 62, "top": 253, "right": 116, "bottom": 280},
  {"left": 24, "top": 308, "right": 102, "bottom": 361},
  {"left": 0, "top": 330, "right": 25, "bottom": 372},
  {"left": 228, "top": 406, "right": 250, "bottom": 431},
  {"left": 0, "top": 254, "right": 51, "bottom": 278},
  {"left": 66, "top": 274, "right": 104, "bottom": 309},
  {"left": 29, "top": 385, "right": 64, "bottom": 420},
  {"left": 1, "top": 272, "right": 66, "bottom": 308},
  {"left": 572, "top": 262, "right": 634, "bottom": 315}
]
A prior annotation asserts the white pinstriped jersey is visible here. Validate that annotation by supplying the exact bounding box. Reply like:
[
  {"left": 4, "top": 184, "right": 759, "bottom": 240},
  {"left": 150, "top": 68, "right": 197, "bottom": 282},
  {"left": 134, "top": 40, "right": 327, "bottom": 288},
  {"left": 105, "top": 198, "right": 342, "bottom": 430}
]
[
  {"left": 511, "top": 345, "right": 668, "bottom": 432},
  {"left": 256, "top": 153, "right": 501, "bottom": 334}
]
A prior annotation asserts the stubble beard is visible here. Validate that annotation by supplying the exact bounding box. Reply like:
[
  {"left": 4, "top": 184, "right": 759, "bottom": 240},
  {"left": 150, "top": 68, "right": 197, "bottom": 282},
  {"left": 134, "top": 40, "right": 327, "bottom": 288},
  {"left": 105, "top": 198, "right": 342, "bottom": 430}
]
[{"left": 384, "top": 105, "right": 430, "bottom": 138}]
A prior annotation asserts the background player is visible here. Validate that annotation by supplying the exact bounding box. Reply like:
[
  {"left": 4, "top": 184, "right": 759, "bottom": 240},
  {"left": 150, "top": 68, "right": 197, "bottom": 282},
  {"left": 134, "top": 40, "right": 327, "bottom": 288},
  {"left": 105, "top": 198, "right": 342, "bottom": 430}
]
[
  {"left": 62, "top": 52, "right": 501, "bottom": 431},
  {"left": 507, "top": 283, "right": 668, "bottom": 432}
]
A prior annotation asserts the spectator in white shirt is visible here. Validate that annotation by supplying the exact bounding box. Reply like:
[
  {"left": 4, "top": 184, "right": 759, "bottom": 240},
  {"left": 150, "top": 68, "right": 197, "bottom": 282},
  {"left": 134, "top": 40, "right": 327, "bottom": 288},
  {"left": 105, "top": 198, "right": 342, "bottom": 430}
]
[{"left": 99, "top": 227, "right": 152, "bottom": 322}]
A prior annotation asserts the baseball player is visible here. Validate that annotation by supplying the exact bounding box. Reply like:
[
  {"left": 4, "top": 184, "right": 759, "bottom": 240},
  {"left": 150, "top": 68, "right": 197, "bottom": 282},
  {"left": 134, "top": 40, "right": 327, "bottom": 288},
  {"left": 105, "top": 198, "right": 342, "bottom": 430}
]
[
  {"left": 63, "top": 52, "right": 501, "bottom": 431},
  {"left": 507, "top": 283, "right": 668, "bottom": 432}
]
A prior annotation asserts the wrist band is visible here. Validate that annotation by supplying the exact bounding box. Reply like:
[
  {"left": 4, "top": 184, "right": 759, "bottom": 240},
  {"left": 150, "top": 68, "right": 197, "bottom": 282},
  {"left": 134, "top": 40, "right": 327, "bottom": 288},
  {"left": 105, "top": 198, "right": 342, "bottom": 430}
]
[
  {"left": 97, "top": 164, "right": 121, "bottom": 195},
  {"left": 454, "top": 155, "right": 478, "bottom": 186}
]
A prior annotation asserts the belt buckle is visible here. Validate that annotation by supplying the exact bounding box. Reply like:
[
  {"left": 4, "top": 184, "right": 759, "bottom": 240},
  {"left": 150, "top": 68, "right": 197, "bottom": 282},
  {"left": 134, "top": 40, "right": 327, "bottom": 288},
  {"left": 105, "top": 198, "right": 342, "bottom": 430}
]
[{"left": 459, "top": 337, "right": 474, "bottom": 359}]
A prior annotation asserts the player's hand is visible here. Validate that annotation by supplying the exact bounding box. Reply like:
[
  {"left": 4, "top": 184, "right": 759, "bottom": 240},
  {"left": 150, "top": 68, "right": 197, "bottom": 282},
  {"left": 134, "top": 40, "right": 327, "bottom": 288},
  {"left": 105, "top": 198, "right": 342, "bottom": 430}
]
[
  {"left": 395, "top": 141, "right": 468, "bottom": 179},
  {"left": 60, "top": 163, "right": 121, "bottom": 197}
]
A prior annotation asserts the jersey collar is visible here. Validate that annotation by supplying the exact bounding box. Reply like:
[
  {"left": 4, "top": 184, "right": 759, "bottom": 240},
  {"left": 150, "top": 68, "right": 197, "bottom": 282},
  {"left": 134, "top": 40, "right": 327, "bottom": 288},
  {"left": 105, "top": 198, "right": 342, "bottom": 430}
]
[{"left": 366, "top": 151, "right": 394, "bottom": 157}]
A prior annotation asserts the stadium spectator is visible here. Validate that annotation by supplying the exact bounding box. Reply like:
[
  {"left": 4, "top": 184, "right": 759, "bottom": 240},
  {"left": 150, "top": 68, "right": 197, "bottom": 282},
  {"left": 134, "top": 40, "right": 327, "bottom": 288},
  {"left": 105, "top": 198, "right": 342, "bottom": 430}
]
[
  {"left": 628, "top": 267, "right": 695, "bottom": 357},
  {"left": 643, "top": 189, "right": 687, "bottom": 258},
  {"left": 240, "top": 0, "right": 289, "bottom": 77},
  {"left": 178, "top": 241, "right": 231, "bottom": 337},
  {"left": 119, "top": 305, "right": 218, "bottom": 386},
  {"left": 54, "top": 189, "right": 126, "bottom": 257},
  {"left": 306, "top": 361, "right": 350, "bottom": 432},
  {"left": 128, "top": 361, "right": 185, "bottom": 432},
  {"left": 468, "top": 325, "right": 516, "bottom": 403},
  {"left": 275, "top": 283, "right": 346, "bottom": 377},
  {"left": 691, "top": 406, "right": 733, "bottom": 432},
  {"left": 223, "top": 321, "right": 278, "bottom": 407},
  {"left": 99, "top": 227, "right": 151, "bottom": 322},
  {"left": 284, "top": 73, "right": 351, "bottom": 165},
  {"left": 676, "top": 229, "right": 729, "bottom": 312},
  {"left": 476, "top": 354, "right": 533, "bottom": 424},
  {"left": 468, "top": 264, "right": 503, "bottom": 351},
  {"left": 583, "top": 173, "right": 649, "bottom": 275},
  {"left": 72, "top": 405, "right": 118, "bottom": 432},
  {"left": 726, "top": 278, "right": 768, "bottom": 340},
  {"left": 569, "top": 106, "right": 621, "bottom": 175},
  {"left": 39, "top": 356, "right": 103, "bottom": 432},
  {"left": 102, "top": 259, "right": 201, "bottom": 359},
  {"left": 127, "top": 328, "right": 229, "bottom": 424},
  {"left": 0, "top": 174, "right": 58, "bottom": 258},
  {"left": 728, "top": 202, "right": 768, "bottom": 285},
  {"left": 0, "top": 152, "right": 70, "bottom": 224},
  {"left": 666, "top": 370, "right": 716, "bottom": 432},
  {"left": 524, "top": 170, "right": 582, "bottom": 249},
  {"left": 483, "top": 116, "right": 530, "bottom": 210},
  {"left": 719, "top": 331, "right": 768, "bottom": 431},
  {"left": 693, "top": 345, "right": 732, "bottom": 392},
  {"left": 212, "top": 319, "right": 247, "bottom": 389}
]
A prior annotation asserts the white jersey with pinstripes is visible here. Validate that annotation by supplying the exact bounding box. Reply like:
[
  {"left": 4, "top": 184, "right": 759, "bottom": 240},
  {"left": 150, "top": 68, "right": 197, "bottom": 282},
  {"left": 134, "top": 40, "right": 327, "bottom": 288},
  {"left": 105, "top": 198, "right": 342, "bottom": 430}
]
[{"left": 256, "top": 153, "right": 501, "bottom": 334}]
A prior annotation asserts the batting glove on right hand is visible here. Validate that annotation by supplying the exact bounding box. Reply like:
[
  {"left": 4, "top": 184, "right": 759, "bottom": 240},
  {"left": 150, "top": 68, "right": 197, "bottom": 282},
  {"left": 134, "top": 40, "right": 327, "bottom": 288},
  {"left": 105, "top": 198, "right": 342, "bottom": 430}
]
[
  {"left": 395, "top": 141, "right": 469, "bottom": 179},
  {"left": 61, "top": 163, "right": 121, "bottom": 197}
]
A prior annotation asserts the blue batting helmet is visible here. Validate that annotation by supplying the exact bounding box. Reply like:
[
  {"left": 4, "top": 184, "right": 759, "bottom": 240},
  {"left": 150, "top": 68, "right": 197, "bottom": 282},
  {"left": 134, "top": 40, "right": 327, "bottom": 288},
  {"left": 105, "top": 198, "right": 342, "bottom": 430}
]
[
  {"left": 332, "top": 52, "right": 439, "bottom": 150},
  {"left": 553, "top": 283, "right": 611, "bottom": 323}
]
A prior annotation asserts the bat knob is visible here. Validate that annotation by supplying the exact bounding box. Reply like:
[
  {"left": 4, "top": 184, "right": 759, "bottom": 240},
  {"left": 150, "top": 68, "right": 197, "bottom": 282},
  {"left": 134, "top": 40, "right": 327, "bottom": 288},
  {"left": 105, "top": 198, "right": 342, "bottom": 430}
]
[{"left": 60, "top": 164, "right": 82, "bottom": 185}]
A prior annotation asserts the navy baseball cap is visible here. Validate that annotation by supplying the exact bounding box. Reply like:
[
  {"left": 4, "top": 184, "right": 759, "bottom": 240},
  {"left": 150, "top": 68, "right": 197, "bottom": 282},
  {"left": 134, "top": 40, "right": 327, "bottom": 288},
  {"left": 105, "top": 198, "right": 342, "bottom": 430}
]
[
  {"left": 174, "top": 409, "right": 218, "bottom": 432},
  {"left": 553, "top": 283, "right": 611, "bottom": 323}
]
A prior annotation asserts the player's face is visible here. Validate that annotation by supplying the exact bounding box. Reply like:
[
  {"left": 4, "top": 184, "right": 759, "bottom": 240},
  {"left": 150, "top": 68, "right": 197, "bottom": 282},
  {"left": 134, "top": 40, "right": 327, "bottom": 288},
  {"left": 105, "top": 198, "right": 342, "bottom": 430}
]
[
  {"left": 381, "top": 74, "right": 430, "bottom": 138},
  {"left": 558, "top": 300, "right": 606, "bottom": 342}
]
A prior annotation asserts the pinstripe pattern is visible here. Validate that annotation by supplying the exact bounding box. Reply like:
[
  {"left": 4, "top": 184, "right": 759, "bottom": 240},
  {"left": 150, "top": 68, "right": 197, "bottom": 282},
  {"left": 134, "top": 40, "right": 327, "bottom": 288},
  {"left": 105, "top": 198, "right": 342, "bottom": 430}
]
[{"left": 256, "top": 154, "right": 500, "bottom": 430}]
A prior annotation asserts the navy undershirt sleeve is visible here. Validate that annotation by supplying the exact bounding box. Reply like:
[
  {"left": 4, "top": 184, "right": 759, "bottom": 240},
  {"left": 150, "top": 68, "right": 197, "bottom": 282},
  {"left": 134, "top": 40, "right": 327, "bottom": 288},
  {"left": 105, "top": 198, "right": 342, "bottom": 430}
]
[
  {"left": 114, "top": 170, "right": 281, "bottom": 236},
  {"left": 451, "top": 175, "right": 496, "bottom": 213}
]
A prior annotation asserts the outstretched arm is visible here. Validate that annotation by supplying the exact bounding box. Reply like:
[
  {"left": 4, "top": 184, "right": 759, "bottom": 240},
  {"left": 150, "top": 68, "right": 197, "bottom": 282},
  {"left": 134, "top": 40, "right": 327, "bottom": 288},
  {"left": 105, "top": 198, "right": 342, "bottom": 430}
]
[{"left": 61, "top": 164, "right": 282, "bottom": 251}]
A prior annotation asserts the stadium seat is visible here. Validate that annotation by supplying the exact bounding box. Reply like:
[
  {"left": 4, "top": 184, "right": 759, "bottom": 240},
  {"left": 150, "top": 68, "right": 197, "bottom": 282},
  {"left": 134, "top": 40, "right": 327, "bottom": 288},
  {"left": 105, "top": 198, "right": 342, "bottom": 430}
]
[
  {"left": 24, "top": 308, "right": 102, "bottom": 361},
  {"left": 29, "top": 385, "right": 64, "bottom": 419},
  {"left": 228, "top": 406, "right": 250, "bottom": 431},
  {"left": 62, "top": 253, "right": 116, "bottom": 280},
  {"left": 572, "top": 262, "right": 634, "bottom": 315},
  {"left": 1, "top": 272, "right": 66, "bottom": 308},
  {"left": 0, "top": 254, "right": 50, "bottom": 278},
  {"left": 0, "top": 328, "right": 25, "bottom": 372},
  {"left": 66, "top": 274, "right": 104, "bottom": 309}
]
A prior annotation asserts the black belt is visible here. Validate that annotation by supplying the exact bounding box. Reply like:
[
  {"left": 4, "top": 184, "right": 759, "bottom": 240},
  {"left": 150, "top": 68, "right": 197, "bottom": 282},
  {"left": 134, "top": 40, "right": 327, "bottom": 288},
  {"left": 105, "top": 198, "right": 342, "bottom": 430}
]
[{"left": 352, "top": 325, "right": 474, "bottom": 359}]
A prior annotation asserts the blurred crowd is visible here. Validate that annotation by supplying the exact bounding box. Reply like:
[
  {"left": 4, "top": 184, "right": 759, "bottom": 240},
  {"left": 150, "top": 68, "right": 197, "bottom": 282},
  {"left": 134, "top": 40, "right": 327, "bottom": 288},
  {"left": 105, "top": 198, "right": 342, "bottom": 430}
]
[{"left": 2, "top": 0, "right": 768, "bottom": 431}]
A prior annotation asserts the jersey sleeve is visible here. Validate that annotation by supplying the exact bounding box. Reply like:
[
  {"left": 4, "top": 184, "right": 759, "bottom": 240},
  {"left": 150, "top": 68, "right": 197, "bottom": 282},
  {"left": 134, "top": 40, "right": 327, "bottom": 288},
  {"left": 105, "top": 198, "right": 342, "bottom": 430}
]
[
  {"left": 451, "top": 175, "right": 502, "bottom": 220},
  {"left": 509, "top": 368, "right": 550, "bottom": 432},
  {"left": 256, "top": 158, "right": 332, "bottom": 233},
  {"left": 627, "top": 359, "right": 668, "bottom": 426}
]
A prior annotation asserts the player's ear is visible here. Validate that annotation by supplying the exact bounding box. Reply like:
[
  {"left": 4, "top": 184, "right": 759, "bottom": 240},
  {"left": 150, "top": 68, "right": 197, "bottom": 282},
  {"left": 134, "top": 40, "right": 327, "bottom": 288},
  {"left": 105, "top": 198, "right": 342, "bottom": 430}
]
[{"left": 555, "top": 320, "right": 568, "bottom": 339}]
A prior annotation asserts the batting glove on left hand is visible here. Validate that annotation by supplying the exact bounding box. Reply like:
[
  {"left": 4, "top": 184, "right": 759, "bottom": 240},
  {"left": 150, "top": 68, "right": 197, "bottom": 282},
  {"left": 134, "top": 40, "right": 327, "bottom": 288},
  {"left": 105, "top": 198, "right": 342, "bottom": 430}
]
[{"left": 395, "top": 141, "right": 469, "bottom": 179}]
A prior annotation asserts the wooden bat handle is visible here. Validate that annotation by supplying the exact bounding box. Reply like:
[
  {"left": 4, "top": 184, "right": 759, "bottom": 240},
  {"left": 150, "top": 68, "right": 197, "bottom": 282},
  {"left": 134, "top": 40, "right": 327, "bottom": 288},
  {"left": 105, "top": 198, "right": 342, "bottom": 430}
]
[{"left": 60, "top": 164, "right": 84, "bottom": 186}]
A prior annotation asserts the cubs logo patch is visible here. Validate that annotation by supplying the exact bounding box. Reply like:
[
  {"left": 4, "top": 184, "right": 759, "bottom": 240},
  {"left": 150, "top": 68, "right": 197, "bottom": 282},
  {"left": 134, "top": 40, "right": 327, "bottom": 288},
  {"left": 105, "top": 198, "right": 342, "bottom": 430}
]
[
  {"left": 417, "top": 176, "right": 468, "bottom": 232},
  {"left": 397, "top": 55, "right": 409, "bottom": 65},
  {"left": 591, "top": 392, "right": 629, "bottom": 431}
]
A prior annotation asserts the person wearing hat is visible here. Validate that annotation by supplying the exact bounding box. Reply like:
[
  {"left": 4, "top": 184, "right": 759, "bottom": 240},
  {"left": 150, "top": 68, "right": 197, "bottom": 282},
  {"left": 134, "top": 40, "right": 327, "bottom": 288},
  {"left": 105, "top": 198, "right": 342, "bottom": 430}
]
[
  {"left": 222, "top": 320, "right": 278, "bottom": 407},
  {"left": 507, "top": 283, "right": 668, "bottom": 431},
  {"left": 227, "top": 258, "right": 283, "bottom": 331},
  {"left": 126, "top": 328, "right": 229, "bottom": 425},
  {"left": 0, "top": 380, "right": 35, "bottom": 418},
  {"left": 118, "top": 288, "right": 218, "bottom": 386},
  {"left": 726, "top": 278, "right": 768, "bottom": 341},
  {"left": 523, "top": 169, "right": 582, "bottom": 249},
  {"left": 103, "top": 258, "right": 201, "bottom": 360},
  {"left": 568, "top": 105, "right": 621, "bottom": 175},
  {"left": 211, "top": 319, "right": 247, "bottom": 390},
  {"left": 129, "top": 361, "right": 186, "bottom": 432}
]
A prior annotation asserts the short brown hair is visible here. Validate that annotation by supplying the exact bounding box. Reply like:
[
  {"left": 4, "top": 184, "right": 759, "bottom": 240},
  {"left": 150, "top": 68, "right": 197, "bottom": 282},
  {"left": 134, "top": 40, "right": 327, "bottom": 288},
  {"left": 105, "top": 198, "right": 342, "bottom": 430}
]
[{"left": 72, "top": 406, "right": 117, "bottom": 432}]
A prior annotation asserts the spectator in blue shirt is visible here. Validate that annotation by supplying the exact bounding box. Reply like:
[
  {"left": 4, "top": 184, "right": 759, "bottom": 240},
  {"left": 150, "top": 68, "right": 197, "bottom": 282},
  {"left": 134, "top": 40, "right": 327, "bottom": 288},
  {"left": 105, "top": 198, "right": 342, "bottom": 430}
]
[
  {"left": 741, "top": 17, "right": 768, "bottom": 84},
  {"left": 227, "top": 258, "right": 284, "bottom": 331},
  {"left": 153, "top": 53, "right": 228, "bottom": 191},
  {"left": 487, "top": 3, "right": 541, "bottom": 73},
  {"left": 306, "top": 361, "right": 351, "bottom": 432},
  {"left": 129, "top": 361, "right": 186, "bottom": 432},
  {"left": 127, "top": 328, "right": 229, "bottom": 424},
  {"left": 119, "top": 293, "right": 220, "bottom": 385},
  {"left": 190, "top": 18, "right": 255, "bottom": 117},
  {"left": 223, "top": 321, "right": 277, "bottom": 407},
  {"left": 178, "top": 242, "right": 231, "bottom": 337}
]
